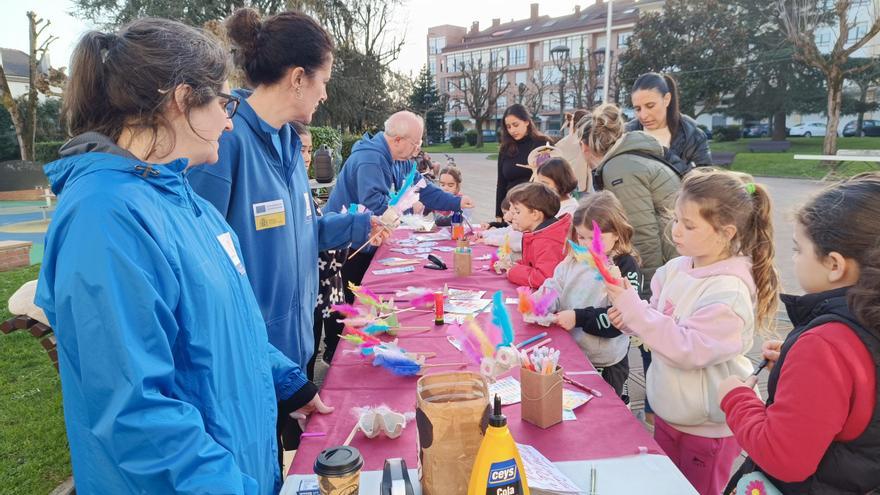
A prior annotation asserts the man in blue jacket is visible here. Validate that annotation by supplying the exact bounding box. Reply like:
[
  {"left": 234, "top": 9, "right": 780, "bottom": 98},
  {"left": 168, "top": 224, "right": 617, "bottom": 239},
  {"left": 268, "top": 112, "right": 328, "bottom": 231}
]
[{"left": 326, "top": 111, "right": 474, "bottom": 308}]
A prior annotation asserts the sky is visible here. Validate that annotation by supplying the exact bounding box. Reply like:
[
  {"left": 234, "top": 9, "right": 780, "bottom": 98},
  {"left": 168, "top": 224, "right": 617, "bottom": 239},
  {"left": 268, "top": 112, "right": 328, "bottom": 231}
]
[{"left": 0, "top": 0, "right": 596, "bottom": 76}]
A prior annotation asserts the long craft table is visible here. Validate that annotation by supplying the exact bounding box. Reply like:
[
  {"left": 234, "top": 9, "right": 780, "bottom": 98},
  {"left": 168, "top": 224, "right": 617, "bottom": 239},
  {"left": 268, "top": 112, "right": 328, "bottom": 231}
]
[{"left": 282, "top": 228, "right": 696, "bottom": 494}]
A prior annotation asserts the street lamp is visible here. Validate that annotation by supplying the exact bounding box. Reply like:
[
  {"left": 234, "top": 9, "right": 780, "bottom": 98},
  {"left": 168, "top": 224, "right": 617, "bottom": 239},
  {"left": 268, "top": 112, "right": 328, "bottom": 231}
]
[
  {"left": 550, "top": 45, "right": 571, "bottom": 134},
  {"left": 602, "top": 0, "right": 613, "bottom": 103}
]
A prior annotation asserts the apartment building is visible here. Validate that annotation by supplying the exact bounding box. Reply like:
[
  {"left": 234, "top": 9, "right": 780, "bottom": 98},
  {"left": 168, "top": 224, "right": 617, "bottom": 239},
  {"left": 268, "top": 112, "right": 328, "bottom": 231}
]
[{"left": 426, "top": 1, "right": 663, "bottom": 135}]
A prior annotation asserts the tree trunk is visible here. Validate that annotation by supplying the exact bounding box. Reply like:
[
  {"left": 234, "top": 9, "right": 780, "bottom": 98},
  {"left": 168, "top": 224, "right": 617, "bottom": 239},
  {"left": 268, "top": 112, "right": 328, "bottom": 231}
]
[
  {"left": 474, "top": 119, "right": 484, "bottom": 148},
  {"left": 856, "top": 85, "right": 868, "bottom": 136},
  {"left": 772, "top": 110, "right": 787, "bottom": 141},
  {"left": 823, "top": 70, "right": 843, "bottom": 158},
  {"left": 25, "top": 11, "right": 38, "bottom": 162}
]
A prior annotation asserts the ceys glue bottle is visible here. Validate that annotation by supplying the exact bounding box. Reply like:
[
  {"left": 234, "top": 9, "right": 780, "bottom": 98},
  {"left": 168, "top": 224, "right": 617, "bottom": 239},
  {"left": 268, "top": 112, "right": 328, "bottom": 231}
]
[{"left": 467, "top": 394, "right": 529, "bottom": 495}]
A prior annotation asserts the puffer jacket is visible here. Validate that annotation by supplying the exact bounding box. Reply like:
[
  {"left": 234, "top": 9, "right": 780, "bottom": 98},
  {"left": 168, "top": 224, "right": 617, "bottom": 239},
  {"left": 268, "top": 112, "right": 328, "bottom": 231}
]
[
  {"left": 593, "top": 131, "right": 680, "bottom": 293},
  {"left": 626, "top": 114, "right": 712, "bottom": 169}
]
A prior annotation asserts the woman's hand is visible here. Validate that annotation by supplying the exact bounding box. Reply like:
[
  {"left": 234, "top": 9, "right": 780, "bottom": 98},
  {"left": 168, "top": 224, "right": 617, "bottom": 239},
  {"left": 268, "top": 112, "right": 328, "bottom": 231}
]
[
  {"left": 761, "top": 340, "right": 784, "bottom": 372},
  {"left": 717, "top": 375, "right": 758, "bottom": 406}
]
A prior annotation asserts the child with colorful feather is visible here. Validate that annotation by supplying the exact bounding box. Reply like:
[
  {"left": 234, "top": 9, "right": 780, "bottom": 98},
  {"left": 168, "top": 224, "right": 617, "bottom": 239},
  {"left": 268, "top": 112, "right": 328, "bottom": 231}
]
[
  {"left": 539, "top": 191, "right": 640, "bottom": 396},
  {"left": 505, "top": 182, "right": 572, "bottom": 288},
  {"left": 605, "top": 170, "right": 780, "bottom": 495}
]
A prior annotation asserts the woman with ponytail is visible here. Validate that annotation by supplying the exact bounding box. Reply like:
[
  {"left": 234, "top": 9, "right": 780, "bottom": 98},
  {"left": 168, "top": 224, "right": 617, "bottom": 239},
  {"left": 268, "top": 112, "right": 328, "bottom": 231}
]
[
  {"left": 37, "top": 18, "right": 318, "bottom": 494},
  {"left": 605, "top": 169, "right": 780, "bottom": 495},
  {"left": 720, "top": 172, "right": 880, "bottom": 494},
  {"left": 187, "top": 9, "right": 389, "bottom": 454},
  {"left": 627, "top": 72, "right": 712, "bottom": 170}
]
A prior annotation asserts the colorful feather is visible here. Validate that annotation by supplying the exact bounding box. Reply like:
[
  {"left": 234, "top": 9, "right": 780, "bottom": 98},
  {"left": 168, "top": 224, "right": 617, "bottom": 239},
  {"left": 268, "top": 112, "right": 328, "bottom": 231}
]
[
  {"left": 467, "top": 319, "right": 497, "bottom": 357},
  {"left": 491, "top": 291, "right": 515, "bottom": 347},
  {"left": 362, "top": 320, "right": 391, "bottom": 335},
  {"left": 331, "top": 304, "right": 362, "bottom": 318},
  {"left": 591, "top": 221, "right": 611, "bottom": 267},
  {"left": 447, "top": 324, "right": 484, "bottom": 365},
  {"left": 345, "top": 328, "right": 382, "bottom": 346},
  {"left": 587, "top": 245, "right": 617, "bottom": 285},
  {"left": 533, "top": 288, "right": 558, "bottom": 316},
  {"left": 499, "top": 234, "right": 512, "bottom": 257},
  {"left": 410, "top": 291, "right": 435, "bottom": 308},
  {"left": 517, "top": 287, "right": 535, "bottom": 314},
  {"left": 392, "top": 178, "right": 426, "bottom": 214},
  {"left": 383, "top": 312, "right": 400, "bottom": 328},
  {"left": 388, "top": 166, "right": 418, "bottom": 207},
  {"left": 372, "top": 346, "right": 423, "bottom": 376}
]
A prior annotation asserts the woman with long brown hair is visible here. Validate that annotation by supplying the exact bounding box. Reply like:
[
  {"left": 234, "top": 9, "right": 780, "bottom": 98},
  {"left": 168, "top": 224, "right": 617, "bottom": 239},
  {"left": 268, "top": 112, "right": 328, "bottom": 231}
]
[{"left": 495, "top": 103, "right": 553, "bottom": 219}]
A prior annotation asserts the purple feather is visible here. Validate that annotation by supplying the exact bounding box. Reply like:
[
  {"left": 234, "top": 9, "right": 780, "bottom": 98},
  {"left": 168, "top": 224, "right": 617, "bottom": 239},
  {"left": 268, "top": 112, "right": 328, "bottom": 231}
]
[
  {"left": 447, "top": 324, "right": 483, "bottom": 365},
  {"left": 410, "top": 291, "right": 435, "bottom": 307},
  {"left": 533, "top": 288, "right": 558, "bottom": 317}
]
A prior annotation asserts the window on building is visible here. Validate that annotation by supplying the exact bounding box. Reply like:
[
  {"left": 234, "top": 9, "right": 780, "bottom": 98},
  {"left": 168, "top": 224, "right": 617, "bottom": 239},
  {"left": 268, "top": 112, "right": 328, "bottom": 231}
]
[
  {"left": 428, "top": 58, "right": 437, "bottom": 75},
  {"left": 617, "top": 31, "right": 632, "bottom": 48},
  {"left": 847, "top": 23, "right": 868, "bottom": 43},
  {"left": 509, "top": 45, "right": 527, "bottom": 65},
  {"left": 428, "top": 36, "right": 446, "bottom": 55},
  {"left": 545, "top": 66, "right": 563, "bottom": 84},
  {"left": 596, "top": 35, "right": 607, "bottom": 51},
  {"left": 491, "top": 47, "right": 507, "bottom": 67},
  {"left": 496, "top": 95, "right": 508, "bottom": 109},
  {"left": 816, "top": 32, "right": 832, "bottom": 47},
  {"left": 515, "top": 71, "right": 527, "bottom": 86}
]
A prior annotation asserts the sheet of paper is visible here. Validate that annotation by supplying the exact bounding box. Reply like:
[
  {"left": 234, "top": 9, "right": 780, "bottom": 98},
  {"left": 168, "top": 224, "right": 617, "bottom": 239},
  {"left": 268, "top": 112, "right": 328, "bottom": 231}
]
[
  {"left": 376, "top": 257, "right": 422, "bottom": 267},
  {"left": 487, "top": 376, "right": 521, "bottom": 405},
  {"left": 446, "top": 288, "right": 487, "bottom": 300},
  {"left": 371, "top": 266, "right": 416, "bottom": 275},
  {"left": 562, "top": 389, "right": 592, "bottom": 411},
  {"left": 389, "top": 247, "right": 434, "bottom": 255},
  {"left": 505, "top": 297, "right": 519, "bottom": 305},
  {"left": 414, "top": 229, "right": 451, "bottom": 242},
  {"left": 563, "top": 409, "right": 577, "bottom": 421},
  {"left": 445, "top": 299, "right": 492, "bottom": 314},
  {"left": 516, "top": 444, "right": 584, "bottom": 494}
]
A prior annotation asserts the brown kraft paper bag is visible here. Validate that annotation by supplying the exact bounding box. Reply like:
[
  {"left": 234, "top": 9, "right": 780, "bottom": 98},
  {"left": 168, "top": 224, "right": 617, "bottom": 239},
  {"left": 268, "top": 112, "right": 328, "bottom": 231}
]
[
  {"left": 416, "top": 371, "right": 490, "bottom": 495},
  {"left": 520, "top": 366, "right": 563, "bottom": 429}
]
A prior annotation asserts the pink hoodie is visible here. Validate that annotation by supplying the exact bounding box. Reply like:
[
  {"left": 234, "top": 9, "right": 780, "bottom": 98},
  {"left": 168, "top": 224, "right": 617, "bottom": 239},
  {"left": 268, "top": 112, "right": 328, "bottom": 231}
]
[{"left": 614, "top": 255, "right": 758, "bottom": 438}]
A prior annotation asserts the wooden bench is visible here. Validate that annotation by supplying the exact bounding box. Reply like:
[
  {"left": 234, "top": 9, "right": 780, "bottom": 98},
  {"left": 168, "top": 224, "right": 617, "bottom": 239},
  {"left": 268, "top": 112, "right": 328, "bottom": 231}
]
[
  {"left": 1, "top": 315, "right": 58, "bottom": 370},
  {"left": 748, "top": 141, "right": 791, "bottom": 153},
  {"left": 711, "top": 152, "right": 736, "bottom": 168}
]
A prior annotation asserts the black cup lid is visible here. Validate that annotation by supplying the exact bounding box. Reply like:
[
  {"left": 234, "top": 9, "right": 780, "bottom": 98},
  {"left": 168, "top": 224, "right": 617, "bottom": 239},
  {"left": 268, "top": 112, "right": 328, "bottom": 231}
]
[{"left": 314, "top": 446, "right": 364, "bottom": 476}]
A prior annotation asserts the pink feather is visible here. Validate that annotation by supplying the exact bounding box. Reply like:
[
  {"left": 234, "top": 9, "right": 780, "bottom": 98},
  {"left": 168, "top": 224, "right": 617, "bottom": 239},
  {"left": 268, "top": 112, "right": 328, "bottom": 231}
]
[
  {"left": 447, "top": 324, "right": 483, "bottom": 365},
  {"left": 591, "top": 221, "right": 610, "bottom": 266},
  {"left": 533, "top": 288, "right": 558, "bottom": 316},
  {"left": 410, "top": 292, "right": 435, "bottom": 307},
  {"left": 331, "top": 304, "right": 362, "bottom": 318}
]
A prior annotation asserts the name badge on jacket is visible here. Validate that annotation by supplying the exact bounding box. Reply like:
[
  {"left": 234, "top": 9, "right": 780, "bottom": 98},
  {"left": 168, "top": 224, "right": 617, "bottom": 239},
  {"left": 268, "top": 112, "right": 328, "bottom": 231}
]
[
  {"left": 216, "top": 232, "right": 246, "bottom": 275},
  {"left": 253, "top": 199, "right": 286, "bottom": 230}
]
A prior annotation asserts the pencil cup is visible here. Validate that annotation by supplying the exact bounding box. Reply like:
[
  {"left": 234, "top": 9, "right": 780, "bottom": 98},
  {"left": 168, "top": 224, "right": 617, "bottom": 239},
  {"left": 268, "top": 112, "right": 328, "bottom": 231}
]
[
  {"left": 453, "top": 251, "right": 472, "bottom": 277},
  {"left": 520, "top": 365, "right": 563, "bottom": 429}
]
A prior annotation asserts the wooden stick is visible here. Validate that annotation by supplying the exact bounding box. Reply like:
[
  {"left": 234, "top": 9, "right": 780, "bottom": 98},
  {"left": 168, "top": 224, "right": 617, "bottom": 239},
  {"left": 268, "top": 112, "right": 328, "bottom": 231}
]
[
  {"left": 420, "top": 362, "right": 467, "bottom": 369},
  {"left": 342, "top": 422, "right": 360, "bottom": 446},
  {"left": 348, "top": 229, "right": 385, "bottom": 260}
]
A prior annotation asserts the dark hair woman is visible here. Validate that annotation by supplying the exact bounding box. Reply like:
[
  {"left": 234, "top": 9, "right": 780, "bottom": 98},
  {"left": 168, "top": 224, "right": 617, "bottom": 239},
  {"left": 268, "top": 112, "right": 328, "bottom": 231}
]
[
  {"left": 626, "top": 72, "right": 712, "bottom": 170},
  {"left": 187, "top": 7, "right": 384, "bottom": 455},
  {"left": 495, "top": 103, "right": 553, "bottom": 219},
  {"left": 37, "top": 18, "right": 317, "bottom": 493}
]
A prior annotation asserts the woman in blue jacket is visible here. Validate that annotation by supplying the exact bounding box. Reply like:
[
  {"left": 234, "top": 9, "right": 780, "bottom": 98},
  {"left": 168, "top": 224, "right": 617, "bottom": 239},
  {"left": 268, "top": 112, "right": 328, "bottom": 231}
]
[
  {"left": 37, "top": 19, "right": 326, "bottom": 494},
  {"left": 188, "top": 9, "right": 382, "bottom": 374}
]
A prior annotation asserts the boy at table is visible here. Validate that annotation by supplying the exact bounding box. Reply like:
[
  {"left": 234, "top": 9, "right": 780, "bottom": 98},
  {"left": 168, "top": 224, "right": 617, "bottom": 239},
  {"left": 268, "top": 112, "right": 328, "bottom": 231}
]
[{"left": 504, "top": 182, "right": 572, "bottom": 288}]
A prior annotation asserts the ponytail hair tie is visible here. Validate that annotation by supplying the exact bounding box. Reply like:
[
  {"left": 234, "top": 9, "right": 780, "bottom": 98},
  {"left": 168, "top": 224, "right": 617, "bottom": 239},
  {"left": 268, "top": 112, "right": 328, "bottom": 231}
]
[{"left": 745, "top": 182, "right": 757, "bottom": 196}]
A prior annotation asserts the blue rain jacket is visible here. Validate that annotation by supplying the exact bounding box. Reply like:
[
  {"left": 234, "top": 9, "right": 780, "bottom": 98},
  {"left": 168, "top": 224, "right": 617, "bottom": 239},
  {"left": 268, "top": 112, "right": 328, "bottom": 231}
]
[
  {"left": 36, "top": 134, "right": 309, "bottom": 494},
  {"left": 188, "top": 90, "right": 370, "bottom": 366}
]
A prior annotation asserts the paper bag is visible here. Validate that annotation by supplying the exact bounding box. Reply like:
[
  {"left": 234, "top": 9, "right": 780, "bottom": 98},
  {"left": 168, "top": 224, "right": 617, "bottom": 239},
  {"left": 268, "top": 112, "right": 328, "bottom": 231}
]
[
  {"left": 453, "top": 251, "right": 472, "bottom": 277},
  {"left": 521, "top": 366, "right": 563, "bottom": 429},
  {"left": 416, "top": 371, "right": 490, "bottom": 495}
]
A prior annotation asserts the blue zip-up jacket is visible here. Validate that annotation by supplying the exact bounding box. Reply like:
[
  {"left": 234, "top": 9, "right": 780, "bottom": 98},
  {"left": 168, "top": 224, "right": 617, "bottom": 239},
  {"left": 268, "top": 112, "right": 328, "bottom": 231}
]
[
  {"left": 188, "top": 90, "right": 370, "bottom": 366},
  {"left": 35, "top": 133, "right": 310, "bottom": 494},
  {"left": 325, "top": 132, "right": 463, "bottom": 216}
]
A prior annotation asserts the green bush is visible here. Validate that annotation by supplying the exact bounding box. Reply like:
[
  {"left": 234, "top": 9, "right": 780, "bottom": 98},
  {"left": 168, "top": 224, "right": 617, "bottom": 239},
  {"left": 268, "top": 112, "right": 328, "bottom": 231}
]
[
  {"left": 449, "top": 135, "right": 466, "bottom": 148},
  {"left": 341, "top": 134, "right": 362, "bottom": 165},
  {"left": 308, "top": 126, "right": 342, "bottom": 152},
  {"left": 450, "top": 119, "right": 465, "bottom": 134},
  {"left": 713, "top": 126, "right": 742, "bottom": 142},
  {"left": 464, "top": 130, "right": 478, "bottom": 146},
  {"left": 35, "top": 141, "right": 64, "bottom": 163}
]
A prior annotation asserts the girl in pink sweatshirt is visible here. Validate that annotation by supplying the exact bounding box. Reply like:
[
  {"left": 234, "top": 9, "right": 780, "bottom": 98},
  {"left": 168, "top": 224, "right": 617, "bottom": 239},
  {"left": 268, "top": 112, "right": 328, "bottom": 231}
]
[{"left": 606, "top": 169, "right": 780, "bottom": 495}]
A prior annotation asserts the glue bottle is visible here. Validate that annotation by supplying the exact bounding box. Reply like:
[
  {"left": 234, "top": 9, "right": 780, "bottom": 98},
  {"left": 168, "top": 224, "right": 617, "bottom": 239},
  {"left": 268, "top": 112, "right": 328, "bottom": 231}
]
[{"left": 467, "top": 395, "right": 529, "bottom": 495}]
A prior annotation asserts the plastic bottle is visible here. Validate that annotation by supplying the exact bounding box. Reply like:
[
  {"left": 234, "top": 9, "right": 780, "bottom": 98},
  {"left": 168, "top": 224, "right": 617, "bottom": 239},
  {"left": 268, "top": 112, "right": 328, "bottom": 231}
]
[{"left": 467, "top": 395, "right": 529, "bottom": 495}]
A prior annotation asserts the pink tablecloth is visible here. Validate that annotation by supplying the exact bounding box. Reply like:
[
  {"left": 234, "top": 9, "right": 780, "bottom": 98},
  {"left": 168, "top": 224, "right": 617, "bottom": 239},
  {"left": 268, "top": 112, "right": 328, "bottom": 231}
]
[{"left": 289, "top": 229, "right": 662, "bottom": 474}]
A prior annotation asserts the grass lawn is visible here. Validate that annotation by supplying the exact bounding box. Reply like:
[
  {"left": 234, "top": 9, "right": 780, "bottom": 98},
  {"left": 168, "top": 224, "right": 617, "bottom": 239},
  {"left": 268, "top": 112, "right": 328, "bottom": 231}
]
[
  {"left": 0, "top": 264, "right": 71, "bottom": 495},
  {"left": 424, "top": 142, "right": 499, "bottom": 154},
  {"left": 715, "top": 136, "right": 880, "bottom": 179}
]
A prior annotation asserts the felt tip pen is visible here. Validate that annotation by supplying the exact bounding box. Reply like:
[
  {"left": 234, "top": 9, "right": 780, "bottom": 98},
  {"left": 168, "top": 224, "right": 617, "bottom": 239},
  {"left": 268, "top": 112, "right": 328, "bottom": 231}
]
[
  {"left": 752, "top": 358, "right": 769, "bottom": 376},
  {"left": 515, "top": 332, "right": 549, "bottom": 349}
]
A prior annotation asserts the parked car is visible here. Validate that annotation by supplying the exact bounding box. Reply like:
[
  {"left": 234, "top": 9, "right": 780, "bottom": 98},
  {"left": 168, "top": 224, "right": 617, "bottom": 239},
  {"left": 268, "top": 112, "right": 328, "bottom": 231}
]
[
  {"left": 481, "top": 129, "right": 499, "bottom": 143},
  {"left": 788, "top": 122, "right": 833, "bottom": 138},
  {"left": 842, "top": 119, "right": 880, "bottom": 137},
  {"left": 742, "top": 123, "right": 770, "bottom": 138}
]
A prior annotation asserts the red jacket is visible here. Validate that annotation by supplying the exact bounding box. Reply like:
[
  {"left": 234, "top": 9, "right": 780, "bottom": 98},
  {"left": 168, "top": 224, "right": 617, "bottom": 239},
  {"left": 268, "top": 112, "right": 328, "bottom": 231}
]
[
  {"left": 508, "top": 214, "right": 571, "bottom": 288},
  {"left": 721, "top": 321, "right": 876, "bottom": 482}
]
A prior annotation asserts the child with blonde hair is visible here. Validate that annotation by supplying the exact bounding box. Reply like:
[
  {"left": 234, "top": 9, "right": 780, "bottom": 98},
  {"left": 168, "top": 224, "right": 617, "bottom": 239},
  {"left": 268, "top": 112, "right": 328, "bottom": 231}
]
[{"left": 606, "top": 169, "right": 780, "bottom": 495}]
